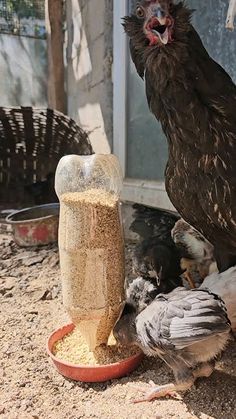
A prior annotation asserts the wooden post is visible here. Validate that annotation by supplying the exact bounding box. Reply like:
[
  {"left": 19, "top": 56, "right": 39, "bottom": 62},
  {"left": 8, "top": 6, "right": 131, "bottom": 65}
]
[
  {"left": 45, "top": 0, "right": 67, "bottom": 113},
  {"left": 226, "top": 0, "right": 236, "bottom": 30}
]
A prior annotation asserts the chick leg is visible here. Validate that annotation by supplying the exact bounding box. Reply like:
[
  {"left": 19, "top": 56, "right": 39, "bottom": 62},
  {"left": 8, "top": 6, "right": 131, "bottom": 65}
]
[
  {"left": 131, "top": 363, "right": 214, "bottom": 403},
  {"left": 181, "top": 258, "right": 196, "bottom": 289},
  {"left": 183, "top": 271, "right": 196, "bottom": 289},
  {"left": 132, "top": 379, "right": 193, "bottom": 403}
]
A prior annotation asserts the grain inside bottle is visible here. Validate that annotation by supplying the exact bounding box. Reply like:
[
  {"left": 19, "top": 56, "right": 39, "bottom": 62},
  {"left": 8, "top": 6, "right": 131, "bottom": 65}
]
[{"left": 59, "top": 188, "right": 125, "bottom": 351}]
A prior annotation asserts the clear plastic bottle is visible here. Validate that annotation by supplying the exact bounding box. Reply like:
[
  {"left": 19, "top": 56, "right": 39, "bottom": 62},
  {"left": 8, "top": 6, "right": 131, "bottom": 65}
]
[{"left": 55, "top": 154, "right": 125, "bottom": 350}]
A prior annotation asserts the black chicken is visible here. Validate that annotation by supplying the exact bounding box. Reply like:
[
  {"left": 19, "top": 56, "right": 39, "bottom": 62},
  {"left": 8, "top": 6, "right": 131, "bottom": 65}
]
[
  {"left": 123, "top": 1, "right": 236, "bottom": 272},
  {"left": 114, "top": 286, "right": 231, "bottom": 402}
]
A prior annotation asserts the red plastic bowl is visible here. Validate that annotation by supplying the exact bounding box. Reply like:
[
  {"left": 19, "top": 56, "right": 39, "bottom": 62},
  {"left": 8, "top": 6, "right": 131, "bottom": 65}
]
[{"left": 47, "top": 323, "right": 144, "bottom": 382}]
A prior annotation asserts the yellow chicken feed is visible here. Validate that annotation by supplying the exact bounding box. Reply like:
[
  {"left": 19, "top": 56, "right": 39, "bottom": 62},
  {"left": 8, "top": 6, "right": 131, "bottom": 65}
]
[{"left": 53, "top": 327, "right": 139, "bottom": 365}]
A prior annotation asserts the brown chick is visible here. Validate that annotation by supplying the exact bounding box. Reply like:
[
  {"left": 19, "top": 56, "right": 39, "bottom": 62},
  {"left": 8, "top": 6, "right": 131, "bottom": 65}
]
[{"left": 172, "top": 219, "right": 217, "bottom": 288}]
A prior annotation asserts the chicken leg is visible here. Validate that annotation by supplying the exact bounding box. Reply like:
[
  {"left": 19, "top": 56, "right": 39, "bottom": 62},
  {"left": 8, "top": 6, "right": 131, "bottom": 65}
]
[
  {"left": 132, "top": 362, "right": 214, "bottom": 403},
  {"left": 180, "top": 258, "right": 196, "bottom": 288},
  {"left": 183, "top": 271, "right": 196, "bottom": 289},
  {"left": 133, "top": 380, "right": 187, "bottom": 403}
]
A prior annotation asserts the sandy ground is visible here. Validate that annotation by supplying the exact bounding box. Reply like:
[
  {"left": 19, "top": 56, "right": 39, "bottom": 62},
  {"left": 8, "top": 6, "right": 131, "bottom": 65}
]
[{"left": 0, "top": 232, "right": 236, "bottom": 419}]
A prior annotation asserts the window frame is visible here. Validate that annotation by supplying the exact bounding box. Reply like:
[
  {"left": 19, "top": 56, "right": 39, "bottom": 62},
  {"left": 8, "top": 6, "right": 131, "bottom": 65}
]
[{"left": 113, "top": 0, "right": 175, "bottom": 211}]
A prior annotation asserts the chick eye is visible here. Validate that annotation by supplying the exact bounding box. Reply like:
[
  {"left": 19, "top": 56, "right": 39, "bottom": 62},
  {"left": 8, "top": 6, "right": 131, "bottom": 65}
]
[{"left": 136, "top": 6, "right": 145, "bottom": 18}]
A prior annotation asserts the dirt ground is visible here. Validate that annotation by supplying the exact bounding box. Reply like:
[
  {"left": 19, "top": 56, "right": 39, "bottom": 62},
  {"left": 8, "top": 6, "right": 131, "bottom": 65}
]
[{"left": 0, "top": 232, "right": 236, "bottom": 419}]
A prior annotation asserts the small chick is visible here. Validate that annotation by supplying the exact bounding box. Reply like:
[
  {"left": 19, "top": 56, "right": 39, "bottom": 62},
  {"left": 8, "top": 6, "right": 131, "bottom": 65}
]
[
  {"left": 133, "top": 236, "right": 183, "bottom": 294},
  {"left": 114, "top": 287, "right": 231, "bottom": 402},
  {"left": 130, "top": 204, "right": 179, "bottom": 241},
  {"left": 172, "top": 219, "right": 217, "bottom": 287},
  {"left": 130, "top": 203, "right": 183, "bottom": 293}
]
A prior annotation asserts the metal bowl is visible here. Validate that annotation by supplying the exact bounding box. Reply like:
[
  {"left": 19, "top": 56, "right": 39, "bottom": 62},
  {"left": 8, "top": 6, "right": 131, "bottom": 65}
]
[{"left": 6, "top": 203, "right": 59, "bottom": 247}]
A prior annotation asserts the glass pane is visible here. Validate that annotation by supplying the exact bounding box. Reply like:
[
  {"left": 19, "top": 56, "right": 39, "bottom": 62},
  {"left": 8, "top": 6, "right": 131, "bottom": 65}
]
[
  {"left": 126, "top": 0, "right": 236, "bottom": 181},
  {"left": 188, "top": 0, "right": 236, "bottom": 79},
  {"left": 126, "top": 59, "right": 168, "bottom": 181}
]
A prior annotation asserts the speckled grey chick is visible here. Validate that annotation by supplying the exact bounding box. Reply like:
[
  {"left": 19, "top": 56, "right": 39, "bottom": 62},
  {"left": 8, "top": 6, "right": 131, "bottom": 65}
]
[
  {"left": 125, "top": 276, "right": 159, "bottom": 314},
  {"left": 114, "top": 287, "right": 231, "bottom": 402}
]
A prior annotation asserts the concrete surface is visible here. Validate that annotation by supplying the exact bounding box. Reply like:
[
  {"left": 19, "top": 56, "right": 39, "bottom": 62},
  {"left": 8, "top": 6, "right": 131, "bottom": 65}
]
[
  {"left": 0, "top": 33, "right": 47, "bottom": 107},
  {"left": 65, "top": 0, "right": 113, "bottom": 153}
]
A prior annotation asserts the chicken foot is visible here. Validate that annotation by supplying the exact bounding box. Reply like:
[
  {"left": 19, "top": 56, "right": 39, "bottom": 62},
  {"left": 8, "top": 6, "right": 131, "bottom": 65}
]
[
  {"left": 132, "top": 362, "right": 214, "bottom": 403},
  {"left": 132, "top": 380, "right": 190, "bottom": 403}
]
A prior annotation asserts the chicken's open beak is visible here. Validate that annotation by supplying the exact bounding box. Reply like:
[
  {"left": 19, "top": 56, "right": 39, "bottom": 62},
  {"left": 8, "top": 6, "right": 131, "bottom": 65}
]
[{"left": 146, "top": 16, "right": 169, "bottom": 45}]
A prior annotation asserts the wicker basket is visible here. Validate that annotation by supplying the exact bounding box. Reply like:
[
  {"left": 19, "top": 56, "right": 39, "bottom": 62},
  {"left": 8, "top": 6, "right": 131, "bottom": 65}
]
[{"left": 0, "top": 107, "right": 93, "bottom": 209}]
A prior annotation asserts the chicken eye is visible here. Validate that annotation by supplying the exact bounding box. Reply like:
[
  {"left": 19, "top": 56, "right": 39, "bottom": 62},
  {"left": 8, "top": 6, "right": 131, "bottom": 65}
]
[{"left": 136, "top": 6, "right": 145, "bottom": 18}]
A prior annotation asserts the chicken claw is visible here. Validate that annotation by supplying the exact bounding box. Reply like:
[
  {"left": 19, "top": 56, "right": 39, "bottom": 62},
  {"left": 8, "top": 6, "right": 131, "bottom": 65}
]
[{"left": 132, "top": 381, "right": 181, "bottom": 403}]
